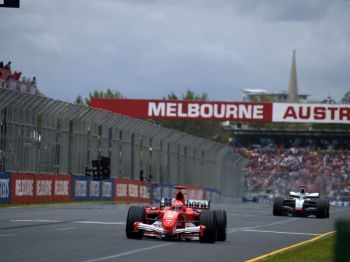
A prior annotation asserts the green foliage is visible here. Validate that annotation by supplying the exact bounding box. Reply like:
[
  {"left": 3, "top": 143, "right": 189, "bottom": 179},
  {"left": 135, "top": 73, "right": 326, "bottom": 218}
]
[
  {"left": 311, "top": 123, "right": 350, "bottom": 131},
  {"left": 75, "top": 88, "right": 123, "bottom": 106},
  {"left": 74, "top": 95, "right": 84, "bottom": 105},
  {"left": 158, "top": 90, "right": 229, "bottom": 143}
]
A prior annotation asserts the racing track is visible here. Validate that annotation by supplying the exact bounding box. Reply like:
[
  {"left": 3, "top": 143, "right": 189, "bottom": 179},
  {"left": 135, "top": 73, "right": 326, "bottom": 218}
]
[{"left": 0, "top": 202, "right": 349, "bottom": 262}]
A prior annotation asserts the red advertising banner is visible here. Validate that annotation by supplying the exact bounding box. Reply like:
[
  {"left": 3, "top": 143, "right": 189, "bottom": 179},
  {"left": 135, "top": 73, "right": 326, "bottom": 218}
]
[
  {"left": 91, "top": 98, "right": 272, "bottom": 122},
  {"left": 11, "top": 173, "right": 35, "bottom": 204},
  {"left": 114, "top": 178, "right": 130, "bottom": 202},
  {"left": 127, "top": 180, "right": 140, "bottom": 202},
  {"left": 35, "top": 174, "right": 54, "bottom": 202},
  {"left": 114, "top": 178, "right": 151, "bottom": 203},
  {"left": 272, "top": 103, "right": 350, "bottom": 124},
  {"left": 139, "top": 182, "right": 152, "bottom": 203},
  {"left": 11, "top": 173, "right": 72, "bottom": 203},
  {"left": 53, "top": 175, "right": 71, "bottom": 202},
  {"left": 91, "top": 99, "right": 350, "bottom": 124}
]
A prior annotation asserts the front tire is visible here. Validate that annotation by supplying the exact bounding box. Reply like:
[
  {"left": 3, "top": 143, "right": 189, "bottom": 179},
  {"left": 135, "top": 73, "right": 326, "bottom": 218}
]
[
  {"left": 199, "top": 210, "right": 217, "bottom": 243},
  {"left": 126, "top": 206, "right": 146, "bottom": 239},
  {"left": 215, "top": 210, "right": 227, "bottom": 241}
]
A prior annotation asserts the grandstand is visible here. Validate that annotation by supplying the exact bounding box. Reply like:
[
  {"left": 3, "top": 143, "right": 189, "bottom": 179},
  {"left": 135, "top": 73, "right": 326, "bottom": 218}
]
[
  {"left": 231, "top": 122, "right": 350, "bottom": 204},
  {"left": 0, "top": 62, "right": 37, "bottom": 95}
]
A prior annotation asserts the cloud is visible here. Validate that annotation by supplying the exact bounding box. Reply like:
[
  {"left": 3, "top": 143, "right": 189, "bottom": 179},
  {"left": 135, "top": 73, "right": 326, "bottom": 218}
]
[{"left": 0, "top": 0, "right": 349, "bottom": 102}]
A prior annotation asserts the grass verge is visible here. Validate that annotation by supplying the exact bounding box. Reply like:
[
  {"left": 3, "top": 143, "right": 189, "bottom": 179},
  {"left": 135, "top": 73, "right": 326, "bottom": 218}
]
[{"left": 264, "top": 235, "right": 334, "bottom": 262}]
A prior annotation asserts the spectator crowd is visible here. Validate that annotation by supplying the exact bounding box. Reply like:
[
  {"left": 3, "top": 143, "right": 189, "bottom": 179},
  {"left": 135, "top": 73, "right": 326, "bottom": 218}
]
[
  {"left": 0, "top": 60, "right": 38, "bottom": 94},
  {"left": 234, "top": 136, "right": 350, "bottom": 201}
]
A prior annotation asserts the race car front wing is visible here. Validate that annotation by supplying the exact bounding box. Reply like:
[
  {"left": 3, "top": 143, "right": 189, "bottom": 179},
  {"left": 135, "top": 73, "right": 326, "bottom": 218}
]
[{"left": 134, "top": 222, "right": 206, "bottom": 236}]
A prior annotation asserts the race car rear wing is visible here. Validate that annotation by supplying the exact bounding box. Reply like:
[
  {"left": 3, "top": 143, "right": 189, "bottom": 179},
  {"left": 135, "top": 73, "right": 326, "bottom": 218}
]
[
  {"left": 289, "top": 191, "right": 319, "bottom": 198},
  {"left": 186, "top": 199, "right": 210, "bottom": 210},
  {"left": 159, "top": 198, "right": 210, "bottom": 210},
  {"left": 305, "top": 193, "right": 319, "bottom": 198}
]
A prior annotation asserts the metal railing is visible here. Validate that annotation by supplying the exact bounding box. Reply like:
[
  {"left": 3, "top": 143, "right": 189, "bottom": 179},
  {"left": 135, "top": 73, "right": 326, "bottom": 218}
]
[{"left": 0, "top": 88, "right": 246, "bottom": 196}]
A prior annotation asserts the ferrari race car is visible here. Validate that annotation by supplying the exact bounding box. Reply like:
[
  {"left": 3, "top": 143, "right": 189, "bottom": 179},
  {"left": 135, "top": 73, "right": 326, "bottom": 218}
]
[
  {"left": 126, "top": 186, "right": 227, "bottom": 243},
  {"left": 273, "top": 186, "right": 330, "bottom": 218}
]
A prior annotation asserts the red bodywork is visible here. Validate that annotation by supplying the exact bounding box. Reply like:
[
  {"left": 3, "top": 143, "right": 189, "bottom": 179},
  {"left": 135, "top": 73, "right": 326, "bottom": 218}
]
[{"left": 133, "top": 186, "right": 208, "bottom": 239}]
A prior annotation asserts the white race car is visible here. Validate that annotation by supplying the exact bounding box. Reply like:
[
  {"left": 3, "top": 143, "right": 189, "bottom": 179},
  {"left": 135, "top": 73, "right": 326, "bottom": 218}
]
[{"left": 273, "top": 186, "right": 330, "bottom": 218}]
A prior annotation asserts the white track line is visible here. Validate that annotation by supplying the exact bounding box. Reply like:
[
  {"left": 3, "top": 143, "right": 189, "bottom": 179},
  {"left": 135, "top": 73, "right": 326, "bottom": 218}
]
[
  {"left": 242, "top": 229, "right": 320, "bottom": 236},
  {"left": 10, "top": 219, "right": 62, "bottom": 223},
  {"left": 227, "top": 218, "right": 298, "bottom": 234},
  {"left": 10, "top": 219, "right": 125, "bottom": 225},
  {"left": 331, "top": 208, "right": 347, "bottom": 214},
  {"left": 73, "top": 221, "right": 125, "bottom": 225},
  {"left": 0, "top": 234, "right": 16, "bottom": 237},
  {"left": 84, "top": 243, "right": 174, "bottom": 262},
  {"left": 56, "top": 227, "right": 77, "bottom": 231}
]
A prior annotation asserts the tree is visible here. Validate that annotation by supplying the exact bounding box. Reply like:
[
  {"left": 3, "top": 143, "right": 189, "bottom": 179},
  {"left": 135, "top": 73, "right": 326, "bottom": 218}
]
[
  {"left": 74, "top": 95, "right": 84, "bottom": 105},
  {"left": 158, "top": 90, "right": 230, "bottom": 143},
  {"left": 75, "top": 88, "right": 123, "bottom": 106}
]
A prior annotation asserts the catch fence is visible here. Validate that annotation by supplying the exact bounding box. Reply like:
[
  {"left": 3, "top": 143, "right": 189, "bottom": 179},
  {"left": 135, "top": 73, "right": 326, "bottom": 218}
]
[{"left": 0, "top": 88, "right": 246, "bottom": 196}]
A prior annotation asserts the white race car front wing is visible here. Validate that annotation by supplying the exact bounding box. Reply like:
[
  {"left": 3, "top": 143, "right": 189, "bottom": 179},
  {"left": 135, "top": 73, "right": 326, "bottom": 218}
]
[{"left": 134, "top": 222, "right": 204, "bottom": 236}]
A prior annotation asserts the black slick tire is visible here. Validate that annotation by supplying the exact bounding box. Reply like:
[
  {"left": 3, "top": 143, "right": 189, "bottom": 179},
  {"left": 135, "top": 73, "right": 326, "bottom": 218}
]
[
  {"left": 126, "top": 206, "right": 146, "bottom": 239},
  {"left": 199, "top": 210, "right": 217, "bottom": 243},
  {"left": 273, "top": 197, "right": 284, "bottom": 216},
  {"left": 316, "top": 199, "right": 327, "bottom": 219},
  {"left": 215, "top": 210, "right": 227, "bottom": 241},
  {"left": 325, "top": 200, "right": 330, "bottom": 218}
]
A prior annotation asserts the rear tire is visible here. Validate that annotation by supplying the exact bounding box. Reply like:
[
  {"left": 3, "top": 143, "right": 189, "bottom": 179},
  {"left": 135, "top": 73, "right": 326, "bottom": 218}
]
[
  {"left": 273, "top": 197, "right": 284, "bottom": 216},
  {"left": 126, "top": 206, "right": 146, "bottom": 239},
  {"left": 199, "top": 210, "right": 217, "bottom": 243},
  {"left": 316, "top": 199, "right": 327, "bottom": 219},
  {"left": 325, "top": 200, "right": 330, "bottom": 218},
  {"left": 215, "top": 210, "right": 227, "bottom": 241}
]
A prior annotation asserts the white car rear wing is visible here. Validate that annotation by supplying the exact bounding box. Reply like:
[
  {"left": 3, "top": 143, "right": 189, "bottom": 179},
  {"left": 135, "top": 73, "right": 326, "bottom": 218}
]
[
  {"left": 305, "top": 193, "right": 319, "bottom": 198},
  {"left": 186, "top": 199, "right": 210, "bottom": 210}
]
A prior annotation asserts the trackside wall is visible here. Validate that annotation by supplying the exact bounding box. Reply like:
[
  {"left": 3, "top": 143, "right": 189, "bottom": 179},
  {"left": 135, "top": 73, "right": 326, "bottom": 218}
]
[{"left": 0, "top": 172, "right": 221, "bottom": 204}]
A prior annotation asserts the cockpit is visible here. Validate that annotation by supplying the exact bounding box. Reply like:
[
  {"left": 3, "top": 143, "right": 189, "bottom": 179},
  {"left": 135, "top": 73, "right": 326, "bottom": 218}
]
[{"left": 172, "top": 200, "right": 185, "bottom": 211}]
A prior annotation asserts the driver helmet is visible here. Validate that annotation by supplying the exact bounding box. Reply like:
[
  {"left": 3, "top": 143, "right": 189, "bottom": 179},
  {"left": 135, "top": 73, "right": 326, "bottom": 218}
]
[{"left": 172, "top": 200, "right": 185, "bottom": 211}]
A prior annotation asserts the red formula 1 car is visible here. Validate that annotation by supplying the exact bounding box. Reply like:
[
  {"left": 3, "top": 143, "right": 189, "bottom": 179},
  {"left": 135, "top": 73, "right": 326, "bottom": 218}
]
[{"left": 126, "top": 186, "right": 227, "bottom": 243}]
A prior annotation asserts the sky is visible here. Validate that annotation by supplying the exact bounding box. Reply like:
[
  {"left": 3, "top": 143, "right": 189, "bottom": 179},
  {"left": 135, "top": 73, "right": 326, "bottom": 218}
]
[{"left": 1, "top": 0, "right": 350, "bottom": 103}]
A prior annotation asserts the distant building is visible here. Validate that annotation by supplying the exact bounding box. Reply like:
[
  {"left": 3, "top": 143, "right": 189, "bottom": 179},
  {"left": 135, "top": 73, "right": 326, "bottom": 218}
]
[
  {"left": 288, "top": 50, "right": 299, "bottom": 102},
  {"left": 242, "top": 89, "right": 309, "bottom": 102},
  {"left": 341, "top": 89, "right": 350, "bottom": 104},
  {"left": 242, "top": 50, "right": 310, "bottom": 103}
]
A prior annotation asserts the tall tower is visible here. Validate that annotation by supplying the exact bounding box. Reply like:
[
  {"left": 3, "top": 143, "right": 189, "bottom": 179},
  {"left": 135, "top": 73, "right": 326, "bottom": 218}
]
[{"left": 288, "top": 50, "right": 299, "bottom": 102}]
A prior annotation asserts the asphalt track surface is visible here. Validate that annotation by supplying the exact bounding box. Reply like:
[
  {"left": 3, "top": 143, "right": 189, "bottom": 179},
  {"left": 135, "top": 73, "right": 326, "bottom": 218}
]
[{"left": 1, "top": 202, "right": 349, "bottom": 262}]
